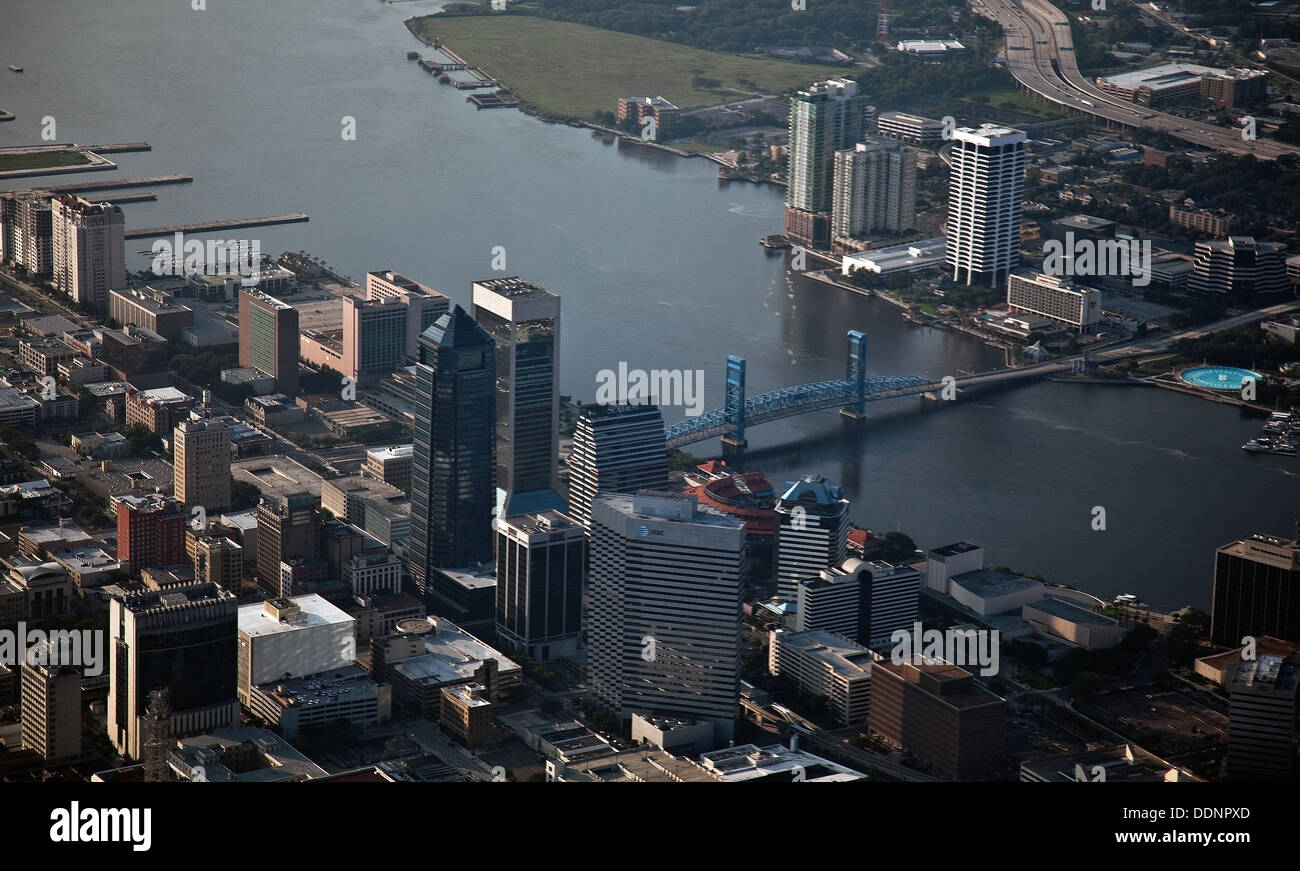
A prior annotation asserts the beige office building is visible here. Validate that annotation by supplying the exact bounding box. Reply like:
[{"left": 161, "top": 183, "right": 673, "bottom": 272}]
[
  {"left": 174, "top": 418, "right": 232, "bottom": 511},
  {"left": 51, "top": 194, "right": 125, "bottom": 309}
]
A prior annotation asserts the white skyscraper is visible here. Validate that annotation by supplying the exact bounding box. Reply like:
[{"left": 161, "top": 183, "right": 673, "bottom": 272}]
[
  {"left": 774, "top": 476, "right": 850, "bottom": 600},
  {"left": 589, "top": 492, "right": 745, "bottom": 743},
  {"left": 946, "top": 124, "right": 1026, "bottom": 287},
  {"left": 831, "top": 138, "right": 917, "bottom": 241},
  {"left": 568, "top": 403, "right": 667, "bottom": 528}
]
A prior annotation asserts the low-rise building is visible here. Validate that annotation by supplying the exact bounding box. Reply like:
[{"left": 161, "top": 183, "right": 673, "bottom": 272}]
[{"left": 769, "top": 629, "right": 875, "bottom": 725}]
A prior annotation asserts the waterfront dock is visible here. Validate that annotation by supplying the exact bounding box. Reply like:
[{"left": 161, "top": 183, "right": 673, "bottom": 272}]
[
  {"left": 468, "top": 90, "right": 519, "bottom": 109},
  {"left": 39, "top": 174, "right": 192, "bottom": 193},
  {"left": 125, "top": 213, "right": 309, "bottom": 239},
  {"left": 98, "top": 191, "right": 156, "bottom": 204},
  {"left": 80, "top": 141, "right": 151, "bottom": 153}
]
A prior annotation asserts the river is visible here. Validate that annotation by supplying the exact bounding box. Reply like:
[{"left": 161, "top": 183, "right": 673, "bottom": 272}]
[{"left": 2, "top": 0, "right": 1296, "bottom": 608}]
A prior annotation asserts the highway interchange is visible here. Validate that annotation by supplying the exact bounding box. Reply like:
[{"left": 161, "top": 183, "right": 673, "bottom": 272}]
[{"left": 973, "top": 0, "right": 1300, "bottom": 159}]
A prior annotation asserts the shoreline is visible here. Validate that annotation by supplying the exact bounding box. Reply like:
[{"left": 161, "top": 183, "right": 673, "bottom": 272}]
[{"left": 403, "top": 16, "right": 788, "bottom": 187}]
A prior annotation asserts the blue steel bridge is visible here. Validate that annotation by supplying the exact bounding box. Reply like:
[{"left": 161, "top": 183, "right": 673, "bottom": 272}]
[{"left": 664, "top": 330, "right": 1072, "bottom": 450}]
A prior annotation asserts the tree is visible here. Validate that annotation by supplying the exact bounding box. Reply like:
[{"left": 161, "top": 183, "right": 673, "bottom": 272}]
[{"left": 864, "top": 531, "right": 917, "bottom": 564}]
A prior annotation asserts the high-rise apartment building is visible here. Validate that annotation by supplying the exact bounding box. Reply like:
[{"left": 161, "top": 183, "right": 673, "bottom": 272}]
[
  {"left": 472, "top": 277, "right": 562, "bottom": 516},
  {"left": 774, "top": 475, "right": 850, "bottom": 600},
  {"left": 342, "top": 294, "right": 407, "bottom": 384},
  {"left": 238, "top": 289, "right": 300, "bottom": 395},
  {"left": 51, "top": 194, "right": 125, "bottom": 309},
  {"left": 254, "top": 493, "right": 322, "bottom": 599},
  {"left": 567, "top": 403, "right": 668, "bottom": 528},
  {"left": 785, "top": 78, "right": 875, "bottom": 249},
  {"left": 365, "top": 269, "right": 451, "bottom": 363},
  {"left": 831, "top": 138, "right": 917, "bottom": 242},
  {"left": 495, "top": 510, "right": 587, "bottom": 662},
  {"left": 173, "top": 418, "right": 232, "bottom": 512},
  {"left": 0, "top": 191, "right": 55, "bottom": 275},
  {"left": 115, "top": 493, "right": 188, "bottom": 572},
  {"left": 1189, "top": 236, "right": 1290, "bottom": 298},
  {"left": 408, "top": 305, "right": 496, "bottom": 597},
  {"left": 108, "top": 582, "right": 239, "bottom": 759},
  {"left": 20, "top": 647, "right": 82, "bottom": 762},
  {"left": 589, "top": 492, "right": 745, "bottom": 743},
  {"left": 946, "top": 124, "right": 1026, "bottom": 287},
  {"left": 1212, "top": 531, "right": 1300, "bottom": 647}
]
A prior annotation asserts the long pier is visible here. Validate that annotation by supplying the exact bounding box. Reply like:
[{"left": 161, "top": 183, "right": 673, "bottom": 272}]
[
  {"left": 80, "top": 142, "right": 151, "bottom": 153},
  {"left": 98, "top": 191, "right": 156, "bottom": 204},
  {"left": 37, "top": 174, "right": 193, "bottom": 194},
  {"left": 125, "top": 213, "right": 309, "bottom": 239}
]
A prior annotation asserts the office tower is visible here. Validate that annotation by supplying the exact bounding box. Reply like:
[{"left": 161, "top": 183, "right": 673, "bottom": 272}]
[
  {"left": 774, "top": 475, "right": 850, "bottom": 600},
  {"left": 342, "top": 294, "right": 407, "bottom": 383},
  {"left": 20, "top": 647, "right": 82, "bottom": 762},
  {"left": 568, "top": 403, "right": 668, "bottom": 528},
  {"left": 1212, "top": 531, "right": 1300, "bottom": 647},
  {"left": 108, "top": 582, "right": 239, "bottom": 759},
  {"left": 51, "top": 194, "right": 125, "bottom": 308},
  {"left": 769, "top": 629, "right": 874, "bottom": 726},
  {"left": 365, "top": 269, "right": 451, "bottom": 363},
  {"left": 364, "top": 444, "right": 413, "bottom": 493},
  {"left": 1224, "top": 653, "right": 1299, "bottom": 780},
  {"left": 795, "top": 558, "right": 920, "bottom": 650},
  {"left": 408, "top": 305, "right": 496, "bottom": 597},
  {"left": 589, "top": 492, "right": 745, "bottom": 743},
  {"left": 868, "top": 661, "right": 1006, "bottom": 780},
  {"left": 186, "top": 528, "right": 243, "bottom": 595},
  {"left": 114, "top": 493, "right": 188, "bottom": 572},
  {"left": 472, "top": 277, "right": 562, "bottom": 516},
  {"left": 785, "top": 77, "right": 875, "bottom": 250},
  {"left": 236, "top": 595, "right": 356, "bottom": 705},
  {"left": 254, "top": 493, "right": 322, "bottom": 600},
  {"left": 946, "top": 124, "right": 1027, "bottom": 287},
  {"left": 1189, "top": 236, "right": 1289, "bottom": 298},
  {"left": 831, "top": 138, "right": 917, "bottom": 241},
  {"left": 875, "top": 111, "right": 946, "bottom": 147},
  {"left": 238, "top": 289, "right": 300, "bottom": 395},
  {"left": 173, "top": 418, "right": 232, "bottom": 512},
  {"left": 495, "top": 510, "right": 587, "bottom": 661}
]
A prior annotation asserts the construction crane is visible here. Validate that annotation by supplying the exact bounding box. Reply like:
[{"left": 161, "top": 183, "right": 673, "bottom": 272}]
[{"left": 876, "top": 0, "right": 890, "bottom": 45}]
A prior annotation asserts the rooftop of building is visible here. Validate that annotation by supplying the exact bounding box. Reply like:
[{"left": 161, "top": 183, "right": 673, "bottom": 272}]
[
  {"left": 254, "top": 664, "right": 378, "bottom": 708},
  {"left": 773, "top": 629, "right": 876, "bottom": 677},
  {"left": 778, "top": 474, "right": 845, "bottom": 506},
  {"left": 699, "top": 743, "right": 866, "bottom": 782},
  {"left": 1021, "top": 744, "right": 1198, "bottom": 782},
  {"left": 1229, "top": 653, "right": 1300, "bottom": 695},
  {"left": 929, "top": 541, "right": 982, "bottom": 559},
  {"left": 1024, "top": 595, "right": 1119, "bottom": 627},
  {"left": 171, "top": 726, "right": 327, "bottom": 783},
  {"left": 472, "top": 275, "right": 558, "bottom": 300},
  {"left": 113, "top": 492, "right": 182, "bottom": 514},
  {"left": 950, "top": 567, "right": 1041, "bottom": 599},
  {"left": 877, "top": 110, "right": 943, "bottom": 125},
  {"left": 1054, "top": 214, "right": 1116, "bottom": 230},
  {"left": 366, "top": 444, "right": 413, "bottom": 461},
  {"left": 238, "top": 594, "right": 354, "bottom": 638},
  {"left": 842, "top": 237, "right": 948, "bottom": 271},
  {"left": 132, "top": 385, "right": 193, "bottom": 405},
  {"left": 387, "top": 616, "right": 519, "bottom": 686},
  {"left": 114, "top": 580, "right": 233, "bottom": 614}
]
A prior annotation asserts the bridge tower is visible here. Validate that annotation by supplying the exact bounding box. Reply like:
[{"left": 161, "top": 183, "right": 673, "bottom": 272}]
[
  {"left": 840, "top": 330, "right": 869, "bottom": 420},
  {"left": 721, "top": 355, "right": 747, "bottom": 459}
]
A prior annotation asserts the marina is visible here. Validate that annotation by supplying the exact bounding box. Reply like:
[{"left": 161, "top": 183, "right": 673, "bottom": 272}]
[{"left": 1241, "top": 411, "right": 1298, "bottom": 456}]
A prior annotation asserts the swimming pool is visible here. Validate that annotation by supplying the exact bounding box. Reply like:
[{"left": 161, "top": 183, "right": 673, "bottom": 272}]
[{"left": 1178, "top": 366, "right": 1263, "bottom": 391}]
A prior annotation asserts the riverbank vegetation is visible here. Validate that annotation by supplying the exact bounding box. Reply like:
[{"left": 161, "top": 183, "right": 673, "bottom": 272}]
[{"left": 407, "top": 15, "right": 819, "bottom": 119}]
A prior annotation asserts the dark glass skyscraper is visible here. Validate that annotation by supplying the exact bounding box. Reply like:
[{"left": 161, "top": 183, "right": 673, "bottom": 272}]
[
  {"left": 409, "top": 305, "right": 496, "bottom": 596},
  {"left": 471, "top": 277, "right": 562, "bottom": 517}
]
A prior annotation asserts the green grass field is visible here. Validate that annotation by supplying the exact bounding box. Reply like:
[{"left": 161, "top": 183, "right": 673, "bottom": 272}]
[
  {"left": 408, "top": 14, "right": 824, "bottom": 119},
  {"left": 0, "top": 149, "right": 92, "bottom": 173}
]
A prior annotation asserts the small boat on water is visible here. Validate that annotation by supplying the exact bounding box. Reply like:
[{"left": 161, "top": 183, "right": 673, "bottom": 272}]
[
  {"left": 1273, "top": 443, "right": 1297, "bottom": 456},
  {"left": 7, "top": 65, "right": 22, "bottom": 73},
  {"left": 1243, "top": 439, "right": 1273, "bottom": 453},
  {"left": 760, "top": 234, "right": 791, "bottom": 250}
]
